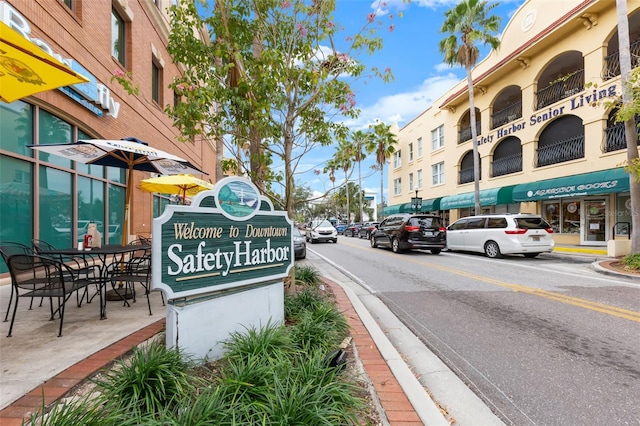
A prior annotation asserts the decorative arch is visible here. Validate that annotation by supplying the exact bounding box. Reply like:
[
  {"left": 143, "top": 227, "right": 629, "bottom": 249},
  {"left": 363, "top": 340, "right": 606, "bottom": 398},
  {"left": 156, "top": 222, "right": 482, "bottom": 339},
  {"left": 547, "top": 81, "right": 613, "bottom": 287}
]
[
  {"left": 602, "top": 8, "right": 640, "bottom": 80},
  {"left": 491, "top": 136, "right": 522, "bottom": 177},
  {"left": 491, "top": 85, "right": 522, "bottom": 129},
  {"left": 459, "top": 150, "right": 481, "bottom": 184},
  {"left": 458, "top": 107, "right": 481, "bottom": 144},
  {"left": 535, "top": 51, "right": 584, "bottom": 110},
  {"left": 536, "top": 115, "right": 584, "bottom": 167}
]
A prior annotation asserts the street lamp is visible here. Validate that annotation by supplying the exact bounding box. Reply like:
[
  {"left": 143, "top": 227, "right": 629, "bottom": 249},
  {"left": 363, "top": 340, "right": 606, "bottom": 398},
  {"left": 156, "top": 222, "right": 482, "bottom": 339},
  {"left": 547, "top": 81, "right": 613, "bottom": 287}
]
[{"left": 411, "top": 189, "right": 422, "bottom": 214}]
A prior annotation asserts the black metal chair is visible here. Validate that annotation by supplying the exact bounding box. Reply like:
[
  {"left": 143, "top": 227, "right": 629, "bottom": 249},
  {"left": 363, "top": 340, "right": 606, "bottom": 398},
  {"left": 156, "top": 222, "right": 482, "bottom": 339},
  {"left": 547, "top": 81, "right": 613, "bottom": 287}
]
[
  {"left": 6, "top": 254, "right": 96, "bottom": 337},
  {"left": 0, "top": 242, "right": 35, "bottom": 322}
]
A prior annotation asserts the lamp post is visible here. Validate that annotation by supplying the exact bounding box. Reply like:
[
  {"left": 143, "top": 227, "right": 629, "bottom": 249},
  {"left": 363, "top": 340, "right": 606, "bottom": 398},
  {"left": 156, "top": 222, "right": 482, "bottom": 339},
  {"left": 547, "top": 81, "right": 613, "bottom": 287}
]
[{"left": 411, "top": 189, "right": 422, "bottom": 214}]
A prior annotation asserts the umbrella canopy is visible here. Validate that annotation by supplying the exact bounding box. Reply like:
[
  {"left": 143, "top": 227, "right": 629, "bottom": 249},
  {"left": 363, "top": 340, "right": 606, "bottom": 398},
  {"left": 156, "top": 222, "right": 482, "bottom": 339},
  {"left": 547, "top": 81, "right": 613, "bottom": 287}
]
[
  {"left": 140, "top": 174, "right": 213, "bottom": 205},
  {"left": 0, "top": 21, "right": 89, "bottom": 103},
  {"left": 29, "top": 137, "right": 207, "bottom": 245}
]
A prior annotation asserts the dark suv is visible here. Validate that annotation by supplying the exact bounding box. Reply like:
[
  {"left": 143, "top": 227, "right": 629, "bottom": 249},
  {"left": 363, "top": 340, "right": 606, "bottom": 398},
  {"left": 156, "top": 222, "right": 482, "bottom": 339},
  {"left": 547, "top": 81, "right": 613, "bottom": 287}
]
[{"left": 370, "top": 214, "right": 446, "bottom": 254}]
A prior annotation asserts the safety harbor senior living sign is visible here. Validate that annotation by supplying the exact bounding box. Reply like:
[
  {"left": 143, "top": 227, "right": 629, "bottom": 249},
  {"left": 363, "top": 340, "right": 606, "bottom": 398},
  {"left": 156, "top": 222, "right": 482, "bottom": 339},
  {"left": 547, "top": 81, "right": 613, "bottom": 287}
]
[{"left": 151, "top": 177, "right": 294, "bottom": 299}]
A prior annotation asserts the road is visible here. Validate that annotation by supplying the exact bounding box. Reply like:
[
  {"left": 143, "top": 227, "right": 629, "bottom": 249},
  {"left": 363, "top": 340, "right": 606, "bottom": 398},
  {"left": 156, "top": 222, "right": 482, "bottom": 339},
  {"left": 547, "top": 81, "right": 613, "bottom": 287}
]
[{"left": 308, "top": 235, "right": 640, "bottom": 426}]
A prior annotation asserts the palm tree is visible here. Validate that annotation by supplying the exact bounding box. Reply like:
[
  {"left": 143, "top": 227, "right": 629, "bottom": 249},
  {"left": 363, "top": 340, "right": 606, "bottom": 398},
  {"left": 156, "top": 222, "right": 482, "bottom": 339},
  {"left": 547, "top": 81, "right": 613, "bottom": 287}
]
[
  {"left": 615, "top": 0, "right": 640, "bottom": 253},
  {"left": 334, "top": 139, "right": 355, "bottom": 223},
  {"left": 366, "top": 122, "right": 398, "bottom": 219},
  {"left": 351, "top": 130, "right": 371, "bottom": 222},
  {"left": 439, "top": 0, "right": 501, "bottom": 215}
]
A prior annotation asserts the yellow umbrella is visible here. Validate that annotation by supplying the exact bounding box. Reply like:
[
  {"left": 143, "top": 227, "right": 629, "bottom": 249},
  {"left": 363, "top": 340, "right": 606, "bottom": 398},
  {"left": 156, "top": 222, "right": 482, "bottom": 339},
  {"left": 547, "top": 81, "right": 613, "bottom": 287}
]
[
  {"left": 140, "top": 174, "right": 214, "bottom": 205},
  {"left": 0, "top": 21, "right": 89, "bottom": 103}
]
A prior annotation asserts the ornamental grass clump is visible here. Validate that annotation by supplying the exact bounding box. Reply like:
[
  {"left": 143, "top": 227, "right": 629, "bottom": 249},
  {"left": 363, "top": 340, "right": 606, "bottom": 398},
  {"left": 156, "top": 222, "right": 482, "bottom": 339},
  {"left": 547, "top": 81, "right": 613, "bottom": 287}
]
[{"left": 620, "top": 253, "right": 640, "bottom": 271}]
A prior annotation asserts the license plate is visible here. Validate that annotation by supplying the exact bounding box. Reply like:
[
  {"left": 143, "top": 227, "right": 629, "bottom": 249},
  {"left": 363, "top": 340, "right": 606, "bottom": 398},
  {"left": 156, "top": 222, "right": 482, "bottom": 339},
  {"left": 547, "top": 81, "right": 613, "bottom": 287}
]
[
  {"left": 424, "top": 231, "right": 433, "bottom": 237},
  {"left": 532, "top": 235, "right": 540, "bottom": 241}
]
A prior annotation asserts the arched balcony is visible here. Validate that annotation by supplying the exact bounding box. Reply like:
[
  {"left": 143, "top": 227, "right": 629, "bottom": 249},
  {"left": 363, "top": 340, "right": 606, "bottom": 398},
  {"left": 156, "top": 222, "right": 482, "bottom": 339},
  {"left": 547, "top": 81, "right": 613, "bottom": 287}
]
[
  {"left": 459, "top": 151, "right": 481, "bottom": 184},
  {"left": 491, "top": 86, "right": 522, "bottom": 129},
  {"left": 458, "top": 108, "right": 481, "bottom": 144},
  {"left": 536, "top": 115, "right": 585, "bottom": 167},
  {"left": 603, "top": 108, "right": 640, "bottom": 152},
  {"left": 603, "top": 9, "right": 640, "bottom": 80},
  {"left": 536, "top": 51, "right": 584, "bottom": 110},
  {"left": 491, "top": 136, "right": 522, "bottom": 177}
]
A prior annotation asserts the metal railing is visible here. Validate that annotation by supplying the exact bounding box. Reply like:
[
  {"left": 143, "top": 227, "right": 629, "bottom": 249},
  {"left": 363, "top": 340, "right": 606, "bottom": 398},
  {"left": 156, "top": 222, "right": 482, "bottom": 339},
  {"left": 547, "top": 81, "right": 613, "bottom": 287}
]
[
  {"left": 603, "top": 120, "right": 640, "bottom": 152},
  {"left": 458, "top": 122, "right": 482, "bottom": 144},
  {"left": 612, "top": 221, "right": 631, "bottom": 239},
  {"left": 459, "top": 167, "right": 475, "bottom": 184},
  {"left": 491, "top": 153, "right": 522, "bottom": 177},
  {"left": 491, "top": 101, "right": 522, "bottom": 129},
  {"left": 536, "top": 134, "right": 585, "bottom": 167},
  {"left": 603, "top": 39, "right": 640, "bottom": 80},
  {"left": 536, "top": 69, "right": 584, "bottom": 110}
]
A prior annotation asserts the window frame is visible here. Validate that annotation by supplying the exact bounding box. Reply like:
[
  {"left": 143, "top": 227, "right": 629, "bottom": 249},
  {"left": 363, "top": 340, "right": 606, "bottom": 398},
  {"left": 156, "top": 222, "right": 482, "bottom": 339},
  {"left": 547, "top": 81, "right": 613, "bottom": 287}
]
[
  {"left": 393, "top": 150, "right": 402, "bottom": 169},
  {"left": 431, "top": 125, "right": 444, "bottom": 151},
  {"left": 432, "top": 161, "right": 445, "bottom": 186},
  {"left": 393, "top": 177, "right": 402, "bottom": 195},
  {"left": 111, "top": 7, "right": 126, "bottom": 66}
]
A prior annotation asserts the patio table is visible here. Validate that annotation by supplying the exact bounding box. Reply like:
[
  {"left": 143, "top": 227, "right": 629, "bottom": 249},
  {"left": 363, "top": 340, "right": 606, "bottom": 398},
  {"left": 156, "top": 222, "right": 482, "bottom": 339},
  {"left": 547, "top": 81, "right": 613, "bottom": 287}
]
[{"left": 38, "top": 244, "right": 151, "bottom": 319}]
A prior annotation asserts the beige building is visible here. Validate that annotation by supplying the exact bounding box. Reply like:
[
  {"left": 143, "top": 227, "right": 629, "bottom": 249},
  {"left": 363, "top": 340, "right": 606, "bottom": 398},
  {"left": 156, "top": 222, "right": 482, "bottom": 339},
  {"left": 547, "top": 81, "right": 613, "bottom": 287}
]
[{"left": 387, "top": 0, "right": 639, "bottom": 248}]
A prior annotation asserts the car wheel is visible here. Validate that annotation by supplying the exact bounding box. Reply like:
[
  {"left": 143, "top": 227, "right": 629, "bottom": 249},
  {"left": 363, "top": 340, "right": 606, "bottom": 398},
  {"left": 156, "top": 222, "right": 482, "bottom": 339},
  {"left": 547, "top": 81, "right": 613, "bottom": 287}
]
[
  {"left": 311, "top": 239, "right": 317, "bottom": 244},
  {"left": 333, "top": 239, "right": 338, "bottom": 243},
  {"left": 370, "top": 236, "right": 378, "bottom": 248},
  {"left": 484, "top": 240, "right": 501, "bottom": 258},
  {"left": 430, "top": 249, "right": 441, "bottom": 255},
  {"left": 391, "top": 238, "right": 402, "bottom": 253},
  {"left": 523, "top": 253, "right": 539, "bottom": 258}
]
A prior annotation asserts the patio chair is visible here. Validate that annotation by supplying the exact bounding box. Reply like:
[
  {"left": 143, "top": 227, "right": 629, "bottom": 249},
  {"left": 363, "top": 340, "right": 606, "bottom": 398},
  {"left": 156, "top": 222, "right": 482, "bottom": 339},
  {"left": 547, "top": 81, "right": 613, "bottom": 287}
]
[
  {"left": 0, "top": 242, "right": 36, "bottom": 322},
  {"left": 108, "top": 251, "right": 158, "bottom": 315},
  {"left": 6, "top": 254, "right": 95, "bottom": 337},
  {"left": 31, "top": 238, "right": 97, "bottom": 282}
]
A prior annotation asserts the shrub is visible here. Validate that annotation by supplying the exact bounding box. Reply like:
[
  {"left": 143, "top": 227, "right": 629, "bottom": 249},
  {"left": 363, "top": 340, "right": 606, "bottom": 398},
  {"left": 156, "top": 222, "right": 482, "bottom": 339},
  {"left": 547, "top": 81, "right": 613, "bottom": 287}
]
[{"left": 621, "top": 253, "right": 640, "bottom": 271}]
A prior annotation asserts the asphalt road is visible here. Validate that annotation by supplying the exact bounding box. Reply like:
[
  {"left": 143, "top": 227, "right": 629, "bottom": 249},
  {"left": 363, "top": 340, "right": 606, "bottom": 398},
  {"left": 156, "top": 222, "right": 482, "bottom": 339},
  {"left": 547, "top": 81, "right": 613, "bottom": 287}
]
[{"left": 308, "top": 235, "right": 640, "bottom": 426}]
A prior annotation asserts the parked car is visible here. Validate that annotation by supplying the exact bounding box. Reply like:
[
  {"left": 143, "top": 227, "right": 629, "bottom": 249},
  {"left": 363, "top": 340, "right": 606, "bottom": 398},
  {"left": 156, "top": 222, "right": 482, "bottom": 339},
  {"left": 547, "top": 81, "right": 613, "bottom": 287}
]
[
  {"left": 446, "top": 213, "right": 554, "bottom": 258},
  {"left": 344, "top": 223, "right": 362, "bottom": 237},
  {"left": 334, "top": 224, "right": 348, "bottom": 235},
  {"left": 293, "top": 227, "right": 306, "bottom": 259},
  {"left": 370, "top": 214, "right": 446, "bottom": 254},
  {"left": 358, "top": 221, "right": 379, "bottom": 239},
  {"left": 305, "top": 219, "right": 338, "bottom": 244}
]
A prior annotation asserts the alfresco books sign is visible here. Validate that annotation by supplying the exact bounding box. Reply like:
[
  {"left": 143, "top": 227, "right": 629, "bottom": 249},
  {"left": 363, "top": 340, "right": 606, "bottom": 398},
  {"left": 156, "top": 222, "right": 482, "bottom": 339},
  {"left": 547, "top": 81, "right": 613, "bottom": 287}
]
[{"left": 152, "top": 177, "right": 293, "bottom": 299}]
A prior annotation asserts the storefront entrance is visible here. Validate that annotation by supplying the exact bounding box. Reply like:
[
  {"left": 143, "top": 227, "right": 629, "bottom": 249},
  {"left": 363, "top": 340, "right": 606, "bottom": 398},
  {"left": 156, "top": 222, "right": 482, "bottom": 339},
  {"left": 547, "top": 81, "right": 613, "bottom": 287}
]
[{"left": 581, "top": 198, "right": 607, "bottom": 245}]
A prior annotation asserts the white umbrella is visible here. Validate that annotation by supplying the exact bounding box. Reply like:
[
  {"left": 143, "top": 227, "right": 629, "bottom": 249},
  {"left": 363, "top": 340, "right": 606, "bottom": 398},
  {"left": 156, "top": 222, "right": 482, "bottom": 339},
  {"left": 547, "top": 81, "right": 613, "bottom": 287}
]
[{"left": 29, "top": 137, "right": 207, "bottom": 245}]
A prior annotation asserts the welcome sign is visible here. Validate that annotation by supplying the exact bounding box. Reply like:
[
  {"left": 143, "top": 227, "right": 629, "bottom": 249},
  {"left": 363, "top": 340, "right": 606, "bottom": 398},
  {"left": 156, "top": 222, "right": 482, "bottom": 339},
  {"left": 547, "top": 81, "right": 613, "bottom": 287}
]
[{"left": 152, "top": 177, "right": 293, "bottom": 299}]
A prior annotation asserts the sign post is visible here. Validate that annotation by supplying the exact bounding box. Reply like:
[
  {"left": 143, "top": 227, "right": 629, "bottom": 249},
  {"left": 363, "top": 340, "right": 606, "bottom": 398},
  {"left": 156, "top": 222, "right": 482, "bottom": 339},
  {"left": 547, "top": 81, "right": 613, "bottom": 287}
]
[{"left": 152, "top": 177, "right": 294, "bottom": 360}]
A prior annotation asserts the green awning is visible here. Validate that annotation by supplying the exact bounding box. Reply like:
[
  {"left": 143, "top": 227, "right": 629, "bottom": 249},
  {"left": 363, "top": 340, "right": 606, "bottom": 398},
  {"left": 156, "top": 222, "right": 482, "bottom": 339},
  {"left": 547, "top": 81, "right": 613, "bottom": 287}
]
[
  {"left": 440, "top": 186, "right": 515, "bottom": 210},
  {"left": 383, "top": 197, "right": 442, "bottom": 215},
  {"left": 512, "top": 168, "right": 629, "bottom": 202}
]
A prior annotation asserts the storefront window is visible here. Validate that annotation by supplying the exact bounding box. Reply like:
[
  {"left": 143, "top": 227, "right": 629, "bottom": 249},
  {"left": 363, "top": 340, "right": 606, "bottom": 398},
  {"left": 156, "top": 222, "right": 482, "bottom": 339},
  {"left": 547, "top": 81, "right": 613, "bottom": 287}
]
[
  {"left": 78, "top": 176, "right": 105, "bottom": 242},
  {"left": 39, "top": 166, "right": 72, "bottom": 248},
  {"left": 0, "top": 101, "right": 33, "bottom": 157},
  {"left": 543, "top": 202, "right": 560, "bottom": 233},
  {"left": 38, "top": 110, "right": 72, "bottom": 169},
  {"left": 615, "top": 194, "right": 632, "bottom": 236},
  {"left": 0, "top": 157, "right": 33, "bottom": 273},
  {"left": 562, "top": 201, "right": 580, "bottom": 234},
  {"left": 108, "top": 183, "right": 126, "bottom": 244},
  {"left": 75, "top": 130, "right": 104, "bottom": 177}
]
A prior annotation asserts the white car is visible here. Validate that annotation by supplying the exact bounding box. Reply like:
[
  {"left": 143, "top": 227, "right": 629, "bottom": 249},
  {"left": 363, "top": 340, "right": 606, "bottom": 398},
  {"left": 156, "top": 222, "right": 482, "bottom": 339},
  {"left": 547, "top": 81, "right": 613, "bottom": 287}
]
[
  {"left": 446, "top": 213, "right": 554, "bottom": 258},
  {"left": 305, "top": 219, "right": 338, "bottom": 244}
]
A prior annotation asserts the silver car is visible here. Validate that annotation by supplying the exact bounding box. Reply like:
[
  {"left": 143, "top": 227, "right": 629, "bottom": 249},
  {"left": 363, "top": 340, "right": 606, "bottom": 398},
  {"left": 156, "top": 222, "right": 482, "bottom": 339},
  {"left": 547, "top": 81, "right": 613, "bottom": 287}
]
[
  {"left": 446, "top": 213, "right": 554, "bottom": 258},
  {"left": 305, "top": 219, "right": 338, "bottom": 244}
]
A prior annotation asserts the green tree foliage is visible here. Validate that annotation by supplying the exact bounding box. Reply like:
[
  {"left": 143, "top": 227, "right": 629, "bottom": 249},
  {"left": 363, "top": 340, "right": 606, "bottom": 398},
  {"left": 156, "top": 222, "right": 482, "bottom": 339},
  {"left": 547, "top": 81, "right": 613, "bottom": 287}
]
[
  {"left": 439, "top": 0, "right": 501, "bottom": 215},
  {"left": 166, "top": 0, "right": 394, "bottom": 219}
]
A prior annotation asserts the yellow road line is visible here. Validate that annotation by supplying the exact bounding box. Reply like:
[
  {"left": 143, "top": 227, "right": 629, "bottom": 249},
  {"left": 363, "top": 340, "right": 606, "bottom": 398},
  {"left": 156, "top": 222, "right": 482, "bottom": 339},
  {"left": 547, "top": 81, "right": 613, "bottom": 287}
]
[{"left": 342, "top": 239, "right": 640, "bottom": 323}]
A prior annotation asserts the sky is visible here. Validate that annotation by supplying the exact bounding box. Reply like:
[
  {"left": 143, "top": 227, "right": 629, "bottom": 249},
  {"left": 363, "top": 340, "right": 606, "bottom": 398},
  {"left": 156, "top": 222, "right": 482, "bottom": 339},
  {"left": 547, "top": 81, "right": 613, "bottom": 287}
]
[{"left": 285, "top": 0, "right": 527, "bottom": 205}]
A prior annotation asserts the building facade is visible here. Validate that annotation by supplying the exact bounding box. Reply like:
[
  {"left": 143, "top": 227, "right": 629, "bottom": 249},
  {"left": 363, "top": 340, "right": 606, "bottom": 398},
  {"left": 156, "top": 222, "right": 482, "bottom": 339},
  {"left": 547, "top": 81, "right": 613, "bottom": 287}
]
[
  {"left": 0, "top": 0, "right": 216, "bottom": 275},
  {"left": 387, "top": 0, "right": 639, "bottom": 247}
]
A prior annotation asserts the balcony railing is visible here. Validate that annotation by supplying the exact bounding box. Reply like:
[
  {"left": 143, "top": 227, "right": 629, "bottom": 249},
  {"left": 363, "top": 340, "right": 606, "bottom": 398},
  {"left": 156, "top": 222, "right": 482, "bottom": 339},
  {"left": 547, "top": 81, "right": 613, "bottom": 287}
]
[
  {"left": 536, "top": 69, "right": 584, "bottom": 110},
  {"left": 491, "top": 101, "right": 522, "bottom": 129},
  {"left": 458, "top": 122, "right": 482, "bottom": 144},
  {"left": 459, "top": 167, "right": 476, "bottom": 184},
  {"left": 603, "top": 39, "right": 640, "bottom": 80},
  {"left": 536, "top": 134, "right": 585, "bottom": 167},
  {"left": 604, "top": 120, "right": 640, "bottom": 152},
  {"left": 491, "top": 153, "right": 522, "bottom": 177}
]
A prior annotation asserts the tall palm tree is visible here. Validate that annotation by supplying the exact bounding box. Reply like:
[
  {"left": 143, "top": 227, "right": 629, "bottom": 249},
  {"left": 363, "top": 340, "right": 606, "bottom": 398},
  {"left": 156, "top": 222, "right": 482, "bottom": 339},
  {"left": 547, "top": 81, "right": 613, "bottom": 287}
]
[
  {"left": 351, "top": 130, "right": 371, "bottom": 222},
  {"left": 615, "top": 0, "right": 640, "bottom": 253},
  {"left": 440, "top": 0, "right": 501, "bottom": 215},
  {"left": 366, "top": 122, "right": 398, "bottom": 219},
  {"left": 324, "top": 158, "right": 340, "bottom": 219},
  {"left": 335, "top": 139, "right": 355, "bottom": 223}
]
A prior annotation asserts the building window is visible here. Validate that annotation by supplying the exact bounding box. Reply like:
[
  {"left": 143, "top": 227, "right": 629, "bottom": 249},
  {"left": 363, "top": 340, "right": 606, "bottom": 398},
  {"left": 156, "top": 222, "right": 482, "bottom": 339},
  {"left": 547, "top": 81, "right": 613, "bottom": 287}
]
[
  {"left": 432, "top": 125, "right": 444, "bottom": 151},
  {"left": 393, "top": 178, "right": 402, "bottom": 195},
  {"left": 408, "top": 143, "right": 414, "bottom": 162},
  {"left": 409, "top": 173, "right": 414, "bottom": 191},
  {"left": 432, "top": 162, "right": 444, "bottom": 185},
  {"left": 417, "top": 137, "right": 423, "bottom": 157},
  {"left": 417, "top": 169, "right": 423, "bottom": 189},
  {"left": 152, "top": 60, "right": 162, "bottom": 104},
  {"left": 155, "top": 0, "right": 161, "bottom": 8},
  {"left": 112, "top": 8, "right": 126, "bottom": 65},
  {"left": 393, "top": 150, "right": 401, "bottom": 168},
  {"left": 62, "top": 0, "right": 72, "bottom": 8}
]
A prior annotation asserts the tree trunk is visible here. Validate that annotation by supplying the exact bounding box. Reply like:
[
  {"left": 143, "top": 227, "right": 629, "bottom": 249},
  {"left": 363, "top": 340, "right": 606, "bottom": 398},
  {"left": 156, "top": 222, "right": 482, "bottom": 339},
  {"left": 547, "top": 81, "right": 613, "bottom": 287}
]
[
  {"left": 616, "top": 0, "right": 640, "bottom": 253},
  {"left": 358, "top": 156, "right": 363, "bottom": 221},
  {"left": 380, "top": 163, "right": 384, "bottom": 220},
  {"left": 466, "top": 65, "right": 481, "bottom": 215}
]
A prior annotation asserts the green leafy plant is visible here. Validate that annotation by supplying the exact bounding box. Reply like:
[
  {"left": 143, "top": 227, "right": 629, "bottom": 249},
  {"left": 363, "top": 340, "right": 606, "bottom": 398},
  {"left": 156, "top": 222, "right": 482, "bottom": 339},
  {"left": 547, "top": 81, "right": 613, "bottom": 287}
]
[
  {"left": 111, "top": 69, "right": 140, "bottom": 96},
  {"left": 620, "top": 253, "right": 640, "bottom": 270},
  {"left": 294, "top": 264, "right": 321, "bottom": 286}
]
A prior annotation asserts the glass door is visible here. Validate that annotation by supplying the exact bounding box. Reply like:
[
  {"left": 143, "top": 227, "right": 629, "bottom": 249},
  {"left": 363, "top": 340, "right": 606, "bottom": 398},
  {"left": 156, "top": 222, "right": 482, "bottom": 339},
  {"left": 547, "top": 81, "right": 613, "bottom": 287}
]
[{"left": 581, "top": 199, "right": 607, "bottom": 245}]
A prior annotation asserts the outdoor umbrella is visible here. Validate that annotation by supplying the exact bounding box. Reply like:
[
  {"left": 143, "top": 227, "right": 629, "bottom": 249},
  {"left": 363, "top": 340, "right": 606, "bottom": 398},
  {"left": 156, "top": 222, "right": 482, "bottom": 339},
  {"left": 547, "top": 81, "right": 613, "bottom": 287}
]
[
  {"left": 140, "top": 174, "right": 213, "bottom": 205},
  {"left": 0, "top": 21, "right": 89, "bottom": 103},
  {"left": 29, "top": 137, "right": 207, "bottom": 245}
]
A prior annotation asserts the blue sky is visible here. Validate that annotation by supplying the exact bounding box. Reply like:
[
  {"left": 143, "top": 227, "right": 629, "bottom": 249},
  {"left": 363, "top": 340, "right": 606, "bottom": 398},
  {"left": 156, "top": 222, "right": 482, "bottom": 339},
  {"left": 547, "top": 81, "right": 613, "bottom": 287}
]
[{"left": 287, "top": 0, "right": 526, "bottom": 204}]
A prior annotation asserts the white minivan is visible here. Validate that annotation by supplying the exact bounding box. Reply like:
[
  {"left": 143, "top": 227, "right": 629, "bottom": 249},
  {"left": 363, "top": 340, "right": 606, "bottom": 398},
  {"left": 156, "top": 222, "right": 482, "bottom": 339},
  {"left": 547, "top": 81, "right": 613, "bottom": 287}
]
[{"left": 446, "top": 213, "right": 554, "bottom": 258}]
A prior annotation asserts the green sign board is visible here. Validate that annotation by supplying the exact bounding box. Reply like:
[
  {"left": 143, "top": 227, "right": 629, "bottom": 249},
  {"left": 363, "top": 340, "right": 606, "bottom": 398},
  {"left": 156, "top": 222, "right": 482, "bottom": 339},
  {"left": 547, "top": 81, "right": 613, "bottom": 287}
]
[{"left": 152, "top": 177, "right": 293, "bottom": 299}]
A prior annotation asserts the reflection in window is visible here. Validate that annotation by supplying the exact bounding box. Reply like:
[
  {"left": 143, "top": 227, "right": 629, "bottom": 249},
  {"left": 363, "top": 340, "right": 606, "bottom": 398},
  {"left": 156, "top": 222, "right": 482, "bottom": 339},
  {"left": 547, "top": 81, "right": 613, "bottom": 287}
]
[
  {"left": 108, "top": 183, "right": 126, "bottom": 244},
  {"left": 543, "top": 202, "right": 560, "bottom": 233},
  {"left": 75, "top": 130, "right": 104, "bottom": 177},
  {"left": 0, "top": 100, "right": 33, "bottom": 156},
  {"left": 78, "top": 176, "right": 105, "bottom": 242},
  {"left": 112, "top": 8, "right": 126, "bottom": 65},
  {"left": 40, "top": 166, "right": 72, "bottom": 248},
  {"left": 38, "top": 109, "right": 72, "bottom": 169},
  {"left": 562, "top": 201, "right": 580, "bottom": 234}
]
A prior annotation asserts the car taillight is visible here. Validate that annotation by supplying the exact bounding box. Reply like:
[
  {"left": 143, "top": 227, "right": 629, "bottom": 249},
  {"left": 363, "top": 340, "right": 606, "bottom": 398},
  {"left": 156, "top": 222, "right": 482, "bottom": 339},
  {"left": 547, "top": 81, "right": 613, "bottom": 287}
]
[
  {"left": 545, "top": 227, "right": 554, "bottom": 233},
  {"left": 405, "top": 225, "right": 420, "bottom": 232},
  {"left": 505, "top": 228, "right": 527, "bottom": 234},
  {"left": 439, "top": 227, "right": 446, "bottom": 232}
]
